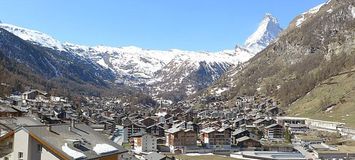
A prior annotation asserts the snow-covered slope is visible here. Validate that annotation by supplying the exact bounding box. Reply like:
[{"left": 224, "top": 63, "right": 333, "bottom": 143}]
[
  {"left": 149, "top": 47, "right": 253, "bottom": 100},
  {"left": 0, "top": 13, "right": 282, "bottom": 102},
  {"left": 291, "top": 0, "right": 334, "bottom": 29},
  {"left": 244, "top": 13, "right": 283, "bottom": 53},
  {"left": 63, "top": 44, "right": 255, "bottom": 86},
  {"left": 0, "top": 23, "right": 65, "bottom": 51}
]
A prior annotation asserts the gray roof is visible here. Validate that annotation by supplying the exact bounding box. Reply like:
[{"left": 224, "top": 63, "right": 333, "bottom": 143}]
[
  {"left": 232, "top": 129, "right": 248, "bottom": 136},
  {"left": 0, "top": 116, "right": 43, "bottom": 130},
  {"left": 236, "top": 136, "right": 252, "bottom": 142},
  {"left": 145, "top": 152, "right": 166, "bottom": 160},
  {"left": 22, "top": 123, "right": 127, "bottom": 160},
  {"left": 253, "top": 119, "right": 266, "bottom": 124},
  {"left": 166, "top": 127, "right": 193, "bottom": 134},
  {"left": 265, "top": 123, "right": 282, "bottom": 129},
  {"left": 288, "top": 124, "right": 308, "bottom": 128},
  {"left": 23, "top": 89, "right": 47, "bottom": 95},
  {"left": 236, "top": 136, "right": 259, "bottom": 143},
  {"left": 0, "top": 104, "right": 18, "bottom": 113}
]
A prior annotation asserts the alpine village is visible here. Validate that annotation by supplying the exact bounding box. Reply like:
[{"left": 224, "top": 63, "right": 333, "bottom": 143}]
[{"left": 0, "top": 0, "right": 355, "bottom": 160}]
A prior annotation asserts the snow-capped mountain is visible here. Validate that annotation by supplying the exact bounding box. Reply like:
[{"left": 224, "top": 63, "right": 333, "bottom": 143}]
[
  {"left": 0, "top": 14, "right": 282, "bottom": 102},
  {"left": 244, "top": 13, "right": 283, "bottom": 53},
  {"left": 0, "top": 23, "right": 65, "bottom": 51},
  {"left": 63, "top": 43, "right": 255, "bottom": 102},
  {"left": 149, "top": 48, "right": 254, "bottom": 102}
]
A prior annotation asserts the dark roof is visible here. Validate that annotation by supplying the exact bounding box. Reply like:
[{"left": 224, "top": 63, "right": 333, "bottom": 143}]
[
  {"left": 232, "top": 129, "right": 249, "bottom": 136},
  {"left": 0, "top": 104, "right": 18, "bottom": 113},
  {"left": 265, "top": 123, "right": 283, "bottom": 129},
  {"left": 236, "top": 136, "right": 260, "bottom": 143},
  {"left": 22, "top": 123, "right": 127, "bottom": 160},
  {"left": 253, "top": 119, "right": 266, "bottom": 124},
  {"left": 0, "top": 116, "right": 43, "bottom": 130}
]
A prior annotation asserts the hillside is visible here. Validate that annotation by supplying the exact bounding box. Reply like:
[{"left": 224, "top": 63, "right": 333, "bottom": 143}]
[
  {"left": 0, "top": 28, "right": 156, "bottom": 106},
  {"left": 288, "top": 67, "right": 355, "bottom": 127},
  {"left": 203, "top": 0, "right": 355, "bottom": 125},
  {"left": 0, "top": 14, "right": 282, "bottom": 103}
]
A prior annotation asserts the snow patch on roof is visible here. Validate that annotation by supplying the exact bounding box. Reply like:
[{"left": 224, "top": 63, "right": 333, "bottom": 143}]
[
  {"left": 61, "top": 143, "right": 87, "bottom": 159},
  {"left": 350, "top": 5, "right": 355, "bottom": 19},
  {"left": 155, "top": 112, "right": 167, "bottom": 117},
  {"left": 93, "top": 143, "right": 118, "bottom": 155}
]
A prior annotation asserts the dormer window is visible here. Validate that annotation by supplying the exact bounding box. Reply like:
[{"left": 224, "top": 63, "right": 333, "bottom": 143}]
[{"left": 73, "top": 140, "right": 81, "bottom": 148}]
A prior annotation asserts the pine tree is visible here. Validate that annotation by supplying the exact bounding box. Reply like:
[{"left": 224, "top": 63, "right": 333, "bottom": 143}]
[{"left": 284, "top": 126, "right": 292, "bottom": 143}]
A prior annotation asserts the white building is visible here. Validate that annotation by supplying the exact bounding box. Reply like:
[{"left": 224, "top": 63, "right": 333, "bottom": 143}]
[
  {"left": 132, "top": 133, "right": 157, "bottom": 153},
  {"left": 11, "top": 123, "right": 127, "bottom": 160}
]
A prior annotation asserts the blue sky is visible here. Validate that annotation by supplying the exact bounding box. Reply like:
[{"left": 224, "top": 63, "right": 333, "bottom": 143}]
[{"left": 0, "top": 0, "right": 325, "bottom": 51}]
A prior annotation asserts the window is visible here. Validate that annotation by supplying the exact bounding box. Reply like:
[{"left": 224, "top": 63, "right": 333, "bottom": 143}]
[
  {"left": 37, "top": 144, "right": 42, "bottom": 152},
  {"left": 7, "top": 142, "right": 13, "bottom": 148},
  {"left": 18, "top": 152, "right": 23, "bottom": 159}
]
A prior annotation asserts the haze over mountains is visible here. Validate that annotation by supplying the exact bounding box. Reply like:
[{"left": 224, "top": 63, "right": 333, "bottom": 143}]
[{"left": 0, "top": 13, "right": 283, "bottom": 102}]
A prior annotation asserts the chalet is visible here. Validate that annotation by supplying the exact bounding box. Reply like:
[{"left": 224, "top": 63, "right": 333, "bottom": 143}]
[
  {"left": 253, "top": 118, "right": 276, "bottom": 128},
  {"left": 200, "top": 127, "right": 232, "bottom": 149},
  {"left": 266, "top": 106, "right": 280, "bottom": 116},
  {"left": 11, "top": 123, "right": 127, "bottom": 160},
  {"left": 287, "top": 124, "right": 309, "bottom": 134},
  {"left": 310, "top": 143, "right": 355, "bottom": 159},
  {"left": 0, "top": 116, "right": 44, "bottom": 160},
  {"left": 124, "top": 122, "right": 146, "bottom": 140},
  {"left": 146, "top": 124, "right": 165, "bottom": 137},
  {"left": 232, "top": 118, "right": 246, "bottom": 128},
  {"left": 245, "top": 117, "right": 255, "bottom": 125},
  {"left": 22, "top": 90, "right": 48, "bottom": 101},
  {"left": 264, "top": 124, "right": 284, "bottom": 139},
  {"left": 170, "top": 108, "right": 183, "bottom": 116},
  {"left": 276, "top": 117, "right": 307, "bottom": 126},
  {"left": 232, "top": 129, "right": 250, "bottom": 144},
  {"left": 131, "top": 133, "right": 157, "bottom": 153},
  {"left": 166, "top": 128, "right": 197, "bottom": 153},
  {"left": 144, "top": 152, "right": 173, "bottom": 160},
  {"left": 0, "top": 104, "right": 21, "bottom": 117},
  {"left": 171, "top": 121, "right": 199, "bottom": 133},
  {"left": 140, "top": 117, "right": 157, "bottom": 127},
  {"left": 0, "top": 124, "right": 14, "bottom": 159},
  {"left": 294, "top": 135, "right": 323, "bottom": 147},
  {"left": 235, "top": 136, "right": 262, "bottom": 149}
]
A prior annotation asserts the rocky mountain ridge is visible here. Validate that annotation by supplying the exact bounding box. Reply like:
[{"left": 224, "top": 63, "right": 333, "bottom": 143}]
[{"left": 0, "top": 14, "right": 283, "bottom": 102}]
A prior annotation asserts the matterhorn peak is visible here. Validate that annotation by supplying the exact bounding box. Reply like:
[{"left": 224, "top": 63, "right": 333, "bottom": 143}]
[
  {"left": 263, "top": 13, "right": 279, "bottom": 24},
  {"left": 244, "top": 13, "right": 283, "bottom": 54}
]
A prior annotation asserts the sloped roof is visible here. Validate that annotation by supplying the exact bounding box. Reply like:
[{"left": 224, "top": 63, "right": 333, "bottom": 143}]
[
  {"left": 21, "top": 123, "right": 127, "bottom": 160},
  {"left": 265, "top": 123, "right": 282, "bottom": 129}
]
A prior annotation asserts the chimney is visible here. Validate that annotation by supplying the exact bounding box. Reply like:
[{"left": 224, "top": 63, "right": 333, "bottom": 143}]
[
  {"left": 71, "top": 119, "right": 75, "bottom": 128},
  {"left": 47, "top": 125, "right": 53, "bottom": 132},
  {"left": 69, "top": 119, "right": 75, "bottom": 131}
]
